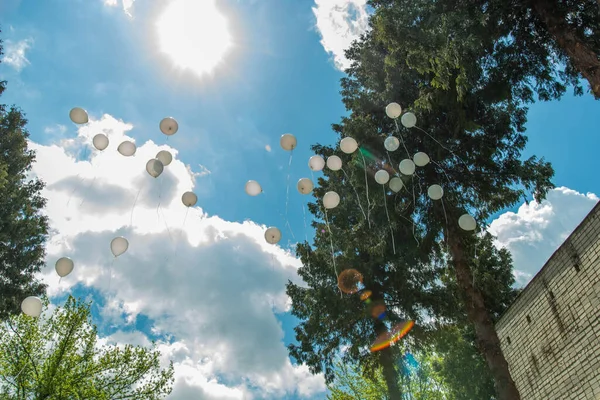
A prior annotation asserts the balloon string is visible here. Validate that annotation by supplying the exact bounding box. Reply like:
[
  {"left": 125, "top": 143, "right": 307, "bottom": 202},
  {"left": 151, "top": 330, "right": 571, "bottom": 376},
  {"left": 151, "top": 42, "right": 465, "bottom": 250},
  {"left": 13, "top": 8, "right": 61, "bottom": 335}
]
[
  {"left": 156, "top": 175, "right": 163, "bottom": 222},
  {"left": 107, "top": 257, "right": 116, "bottom": 293},
  {"left": 382, "top": 185, "right": 396, "bottom": 255},
  {"left": 342, "top": 168, "right": 368, "bottom": 223},
  {"left": 358, "top": 149, "right": 372, "bottom": 229},
  {"left": 66, "top": 174, "right": 86, "bottom": 207},
  {"left": 431, "top": 160, "right": 453, "bottom": 186},
  {"left": 441, "top": 198, "right": 449, "bottom": 254},
  {"left": 410, "top": 176, "right": 418, "bottom": 247},
  {"left": 323, "top": 209, "right": 341, "bottom": 297},
  {"left": 129, "top": 184, "right": 144, "bottom": 227},
  {"left": 302, "top": 203, "right": 309, "bottom": 245},
  {"left": 394, "top": 120, "right": 411, "bottom": 160},
  {"left": 79, "top": 175, "right": 97, "bottom": 207},
  {"left": 413, "top": 126, "right": 472, "bottom": 174},
  {"left": 285, "top": 151, "right": 293, "bottom": 219},
  {"left": 386, "top": 151, "right": 399, "bottom": 175}
]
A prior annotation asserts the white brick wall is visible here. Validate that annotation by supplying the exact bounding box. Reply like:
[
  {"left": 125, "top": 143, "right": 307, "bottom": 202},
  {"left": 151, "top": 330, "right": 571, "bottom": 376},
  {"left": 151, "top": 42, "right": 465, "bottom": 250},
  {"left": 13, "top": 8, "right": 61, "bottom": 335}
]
[{"left": 496, "top": 202, "right": 600, "bottom": 400}]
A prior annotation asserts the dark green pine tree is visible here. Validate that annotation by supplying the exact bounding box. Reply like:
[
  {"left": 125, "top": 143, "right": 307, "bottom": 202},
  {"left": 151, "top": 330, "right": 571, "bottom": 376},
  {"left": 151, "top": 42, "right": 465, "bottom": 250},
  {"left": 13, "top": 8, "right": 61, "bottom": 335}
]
[
  {"left": 287, "top": 2, "right": 554, "bottom": 399},
  {"left": 371, "top": 0, "right": 600, "bottom": 99},
  {"left": 0, "top": 34, "right": 49, "bottom": 320}
]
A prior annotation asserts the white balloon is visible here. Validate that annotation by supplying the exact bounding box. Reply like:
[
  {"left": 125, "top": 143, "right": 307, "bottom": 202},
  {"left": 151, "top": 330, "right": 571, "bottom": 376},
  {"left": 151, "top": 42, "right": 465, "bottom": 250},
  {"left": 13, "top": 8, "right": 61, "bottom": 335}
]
[
  {"left": 326, "top": 156, "right": 342, "bottom": 171},
  {"left": 21, "top": 296, "right": 42, "bottom": 318},
  {"left": 413, "top": 152, "right": 430, "bottom": 167},
  {"left": 399, "top": 159, "right": 416, "bottom": 175},
  {"left": 181, "top": 191, "right": 198, "bottom": 207},
  {"left": 389, "top": 177, "right": 403, "bottom": 193},
  {"left": 160, "top": 117, "right": 179, "bottom": 136},
  {"left": 110, "top": 236, "right": 129, "bottom": 257},
  {"left": 297, "top": 178, "right": 314, "bottom": 195},
  {"left": 265, "top": 227, "right": 282, "bottom": 244},
  {"left": 92, "top": 134, "right": 109, "bottom": 151},
  {"left": 69, "top": 107, "right": 88, "bottom": 124},
  {"left": 384, "top": 136, "right": 400, "bottom": 152},
  {"left": 308, "top": 155, "right": 325, "bottom": 171},
  {"left": 374, "top": 170, "right": 390, "bottom": 185},
  {"left": 385, "top": 102, "right": 402, "bottom": 119},
  {"left": 245, "top": 180, "right": 262, "bottom": 196},
  {"left": 323, "top": 191, "right": 340, "bottom": 209},
  {"left": 340, "top": 137, "right": 358, "bottom": 154},
  {"left": 401, "top": 112, "right": 417, "bottom": 128},
  {"left": 427, "top": 184, "right": 444, "bottom": 200},
  {"left": 156, "top": 150, "right": 173, "bottom": 166},
  {"left": 280, "top": 133, "right": 297, "bottom": 151},
  {"left": 118, "top": 140, "right": 137, "bottom": 157},
  {"left": 55, "top": 257, "right": 74, "bottom": 278},
  {"left": 458, "top": 214, "right": 477, "bottom": 231},
  {"left": 145, "top": 159, "right": 164, "bottom": 178}
]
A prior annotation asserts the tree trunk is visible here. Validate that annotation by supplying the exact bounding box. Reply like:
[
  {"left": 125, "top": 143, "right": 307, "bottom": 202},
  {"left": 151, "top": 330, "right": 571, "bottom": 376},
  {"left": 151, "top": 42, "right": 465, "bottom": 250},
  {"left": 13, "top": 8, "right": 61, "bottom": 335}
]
[
  {"left": 380, "top": 346, "right": 403, "bottom": 400},
  {"left": 447, "top": 227, "right": 521, "bottom": 400},
  {"left": 531, "top": 0, "right": 600, "bottom": 98}
]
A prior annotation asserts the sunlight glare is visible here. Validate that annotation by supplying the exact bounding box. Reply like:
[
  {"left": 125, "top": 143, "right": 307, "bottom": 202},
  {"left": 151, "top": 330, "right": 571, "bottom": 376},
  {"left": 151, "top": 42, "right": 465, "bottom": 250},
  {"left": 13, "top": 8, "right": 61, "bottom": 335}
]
[{"left": 156, "top": 0, "right": 232, "bottom": 77}]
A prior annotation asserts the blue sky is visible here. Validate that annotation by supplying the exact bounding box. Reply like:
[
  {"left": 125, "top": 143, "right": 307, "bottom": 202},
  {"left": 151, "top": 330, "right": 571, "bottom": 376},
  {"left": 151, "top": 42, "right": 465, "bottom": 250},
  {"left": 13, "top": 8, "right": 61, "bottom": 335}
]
[{"left": 1, "top": 0, "right": 598, "bottom": 398}]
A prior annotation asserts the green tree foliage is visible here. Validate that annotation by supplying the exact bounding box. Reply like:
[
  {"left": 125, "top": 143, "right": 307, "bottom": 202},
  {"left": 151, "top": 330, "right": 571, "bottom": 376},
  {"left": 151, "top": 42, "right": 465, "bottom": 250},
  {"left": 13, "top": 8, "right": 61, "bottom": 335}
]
[
  {"left": 327, "top": 350, "right": 449, "bottom": 400},
  {"left": 371, "top": 0, "right": 600, "bottom": 99},
  {"left": 0, "top": 34, "right": 49, "bottom": 320},
  {"left": 288, "top": 1, "right": 555, "bottom": 398},
  {"left": 0, "top": 296, "right": 174, "bottom": 399}
]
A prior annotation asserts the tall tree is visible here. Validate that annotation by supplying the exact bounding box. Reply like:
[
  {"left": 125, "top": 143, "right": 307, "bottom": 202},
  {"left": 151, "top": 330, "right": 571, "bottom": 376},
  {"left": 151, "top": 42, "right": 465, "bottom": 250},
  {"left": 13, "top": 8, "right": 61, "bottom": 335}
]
[
  {"left": 0, "top": 33, "right": 49, "bottom": 320},
  {"left": 288, "top": 1, "right": 554, "bottom": 399},
  {"left": 0, "top": 296, "right": 174, "bottom": 399},
  {"left": 371, "top": 0, "right": 600, "bottom": 99}
]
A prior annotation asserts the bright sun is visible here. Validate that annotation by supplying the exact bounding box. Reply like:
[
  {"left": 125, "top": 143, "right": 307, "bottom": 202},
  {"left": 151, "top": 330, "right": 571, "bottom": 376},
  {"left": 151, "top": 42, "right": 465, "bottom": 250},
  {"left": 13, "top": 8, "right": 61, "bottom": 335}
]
[{"left": 156, "top": 0, "right": 232, "bottom": 77}]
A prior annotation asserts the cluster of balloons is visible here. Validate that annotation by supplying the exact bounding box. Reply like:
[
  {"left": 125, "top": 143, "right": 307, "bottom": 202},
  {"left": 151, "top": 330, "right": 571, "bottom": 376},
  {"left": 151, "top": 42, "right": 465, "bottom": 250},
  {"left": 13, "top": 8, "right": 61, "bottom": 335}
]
[
  {"left": 20, "top": 109, "right": 199, "bottom": 318},
  {"left": 337, "top": 268, "right": 415, "bottom": 352}
]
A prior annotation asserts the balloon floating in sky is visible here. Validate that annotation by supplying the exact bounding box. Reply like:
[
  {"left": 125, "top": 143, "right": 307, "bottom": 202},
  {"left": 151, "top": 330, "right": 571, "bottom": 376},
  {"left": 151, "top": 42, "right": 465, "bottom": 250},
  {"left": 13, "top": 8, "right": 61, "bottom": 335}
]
[
  {"left": 413, "top": 152, "right": 430, "bottom": 167},
  {"left": 264, "top": 227, "right": 282, "bottom": 244},
  {"left": 384, "top": 136, "right": 400, "bottom": 152},
  {"left": 92, "top": 134, "right": 109, "bottom": 151},
  {"left": 427, "top": 184, "right": 444, "bottom": 200},
  {"left": 146, "top": 159, "right": 164, "bottom": 178},
  {"left": 385, "top": 102, "right": 402, "bottom": 119},
  {"left": 323, "top": 191, "right": 340, "bottom": 209},
  {"left": 156, "top": 150, "right": 173, "bottom": 166},
  {"left": 308, "top": 155, "right": 325, "bottom": 171},
  {"left": 280, "top": 133, "right": 297, "bottom": 151},
  {"left": 374, "top": 170, "right": 390, "bottom": 185},
  {"left": 110, "top": 237, "right": 129, "bottom": 257},
  {"left": 55, "top": 257, "right": 74, "bottom": 278},
  {"left": 399, "top": 159, "right": 416, "bottom": 176},
  {"left": 21, "top": 296, "right": 43, "bottom": 318},
  {"left": 401, "top": 112, "right": 417, "bottom": 128},
  {"left": 245, "top": 180, "right": 262, "bottom": 196},
  {"left": 337, "top": 269, "right": 363, "bottom": 294},
  {"left": 160, "top": 117, "right": 179, "bottom": 136},
  {"left": 297, "top": 178, "right": 314, "bottom": 195},
  {"left": 458, "top": 214, "right": 477, "bottom": 231},
  {"left": 326, "top": 155, "right": 342, "bottom": 171},
  {"left": 69, "top": 107, "right": 89, "bottom": 124},
  {"left": 118, "top": 140, "right": 136, "bottom": 157},
  {"left": 389, "top": 177, "right": 403, "bottom": 193},
  {"left": 340, "top": 137, "right": 358, "bottom": 154},
  {"left": 181, "top": 191, "right": 198, "bottom": 207}
]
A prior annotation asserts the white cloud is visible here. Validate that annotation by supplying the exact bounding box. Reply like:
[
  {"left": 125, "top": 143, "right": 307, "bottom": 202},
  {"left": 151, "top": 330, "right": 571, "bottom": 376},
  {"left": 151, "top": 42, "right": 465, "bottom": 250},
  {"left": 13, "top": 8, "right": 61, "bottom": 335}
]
[
  {"left": 32, "top": 114, "right": 325, "bottom": 399},
  {"left": 312, "top": 0, "right": 370, "bottom": 71},
  {"left": 1, "top": 38, "right": 33, "bottom": 72},
  {"left": 489, "top": 187, "right": 599, "bottom": 286},
  {"left": 103, "top": 0, "right": 135, "bottom": 17}
]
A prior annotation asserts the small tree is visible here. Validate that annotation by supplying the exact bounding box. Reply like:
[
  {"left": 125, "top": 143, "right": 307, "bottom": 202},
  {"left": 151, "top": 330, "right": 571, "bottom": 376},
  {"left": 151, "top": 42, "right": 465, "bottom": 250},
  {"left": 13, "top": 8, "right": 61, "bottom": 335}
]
[
  {"left": 0, "top": 296, "right": 174, "bottom": 399},
  {"left": 0, "top": 32, "right": 49, "bottom": 320}
]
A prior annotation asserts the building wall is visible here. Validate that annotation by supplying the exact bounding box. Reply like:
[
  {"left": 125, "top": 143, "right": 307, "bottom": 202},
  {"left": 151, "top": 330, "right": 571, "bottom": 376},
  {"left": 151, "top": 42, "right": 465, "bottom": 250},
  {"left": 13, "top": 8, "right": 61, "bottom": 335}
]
[{"left": 495, "top": 202, "right": 600, "bottom": 400}]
